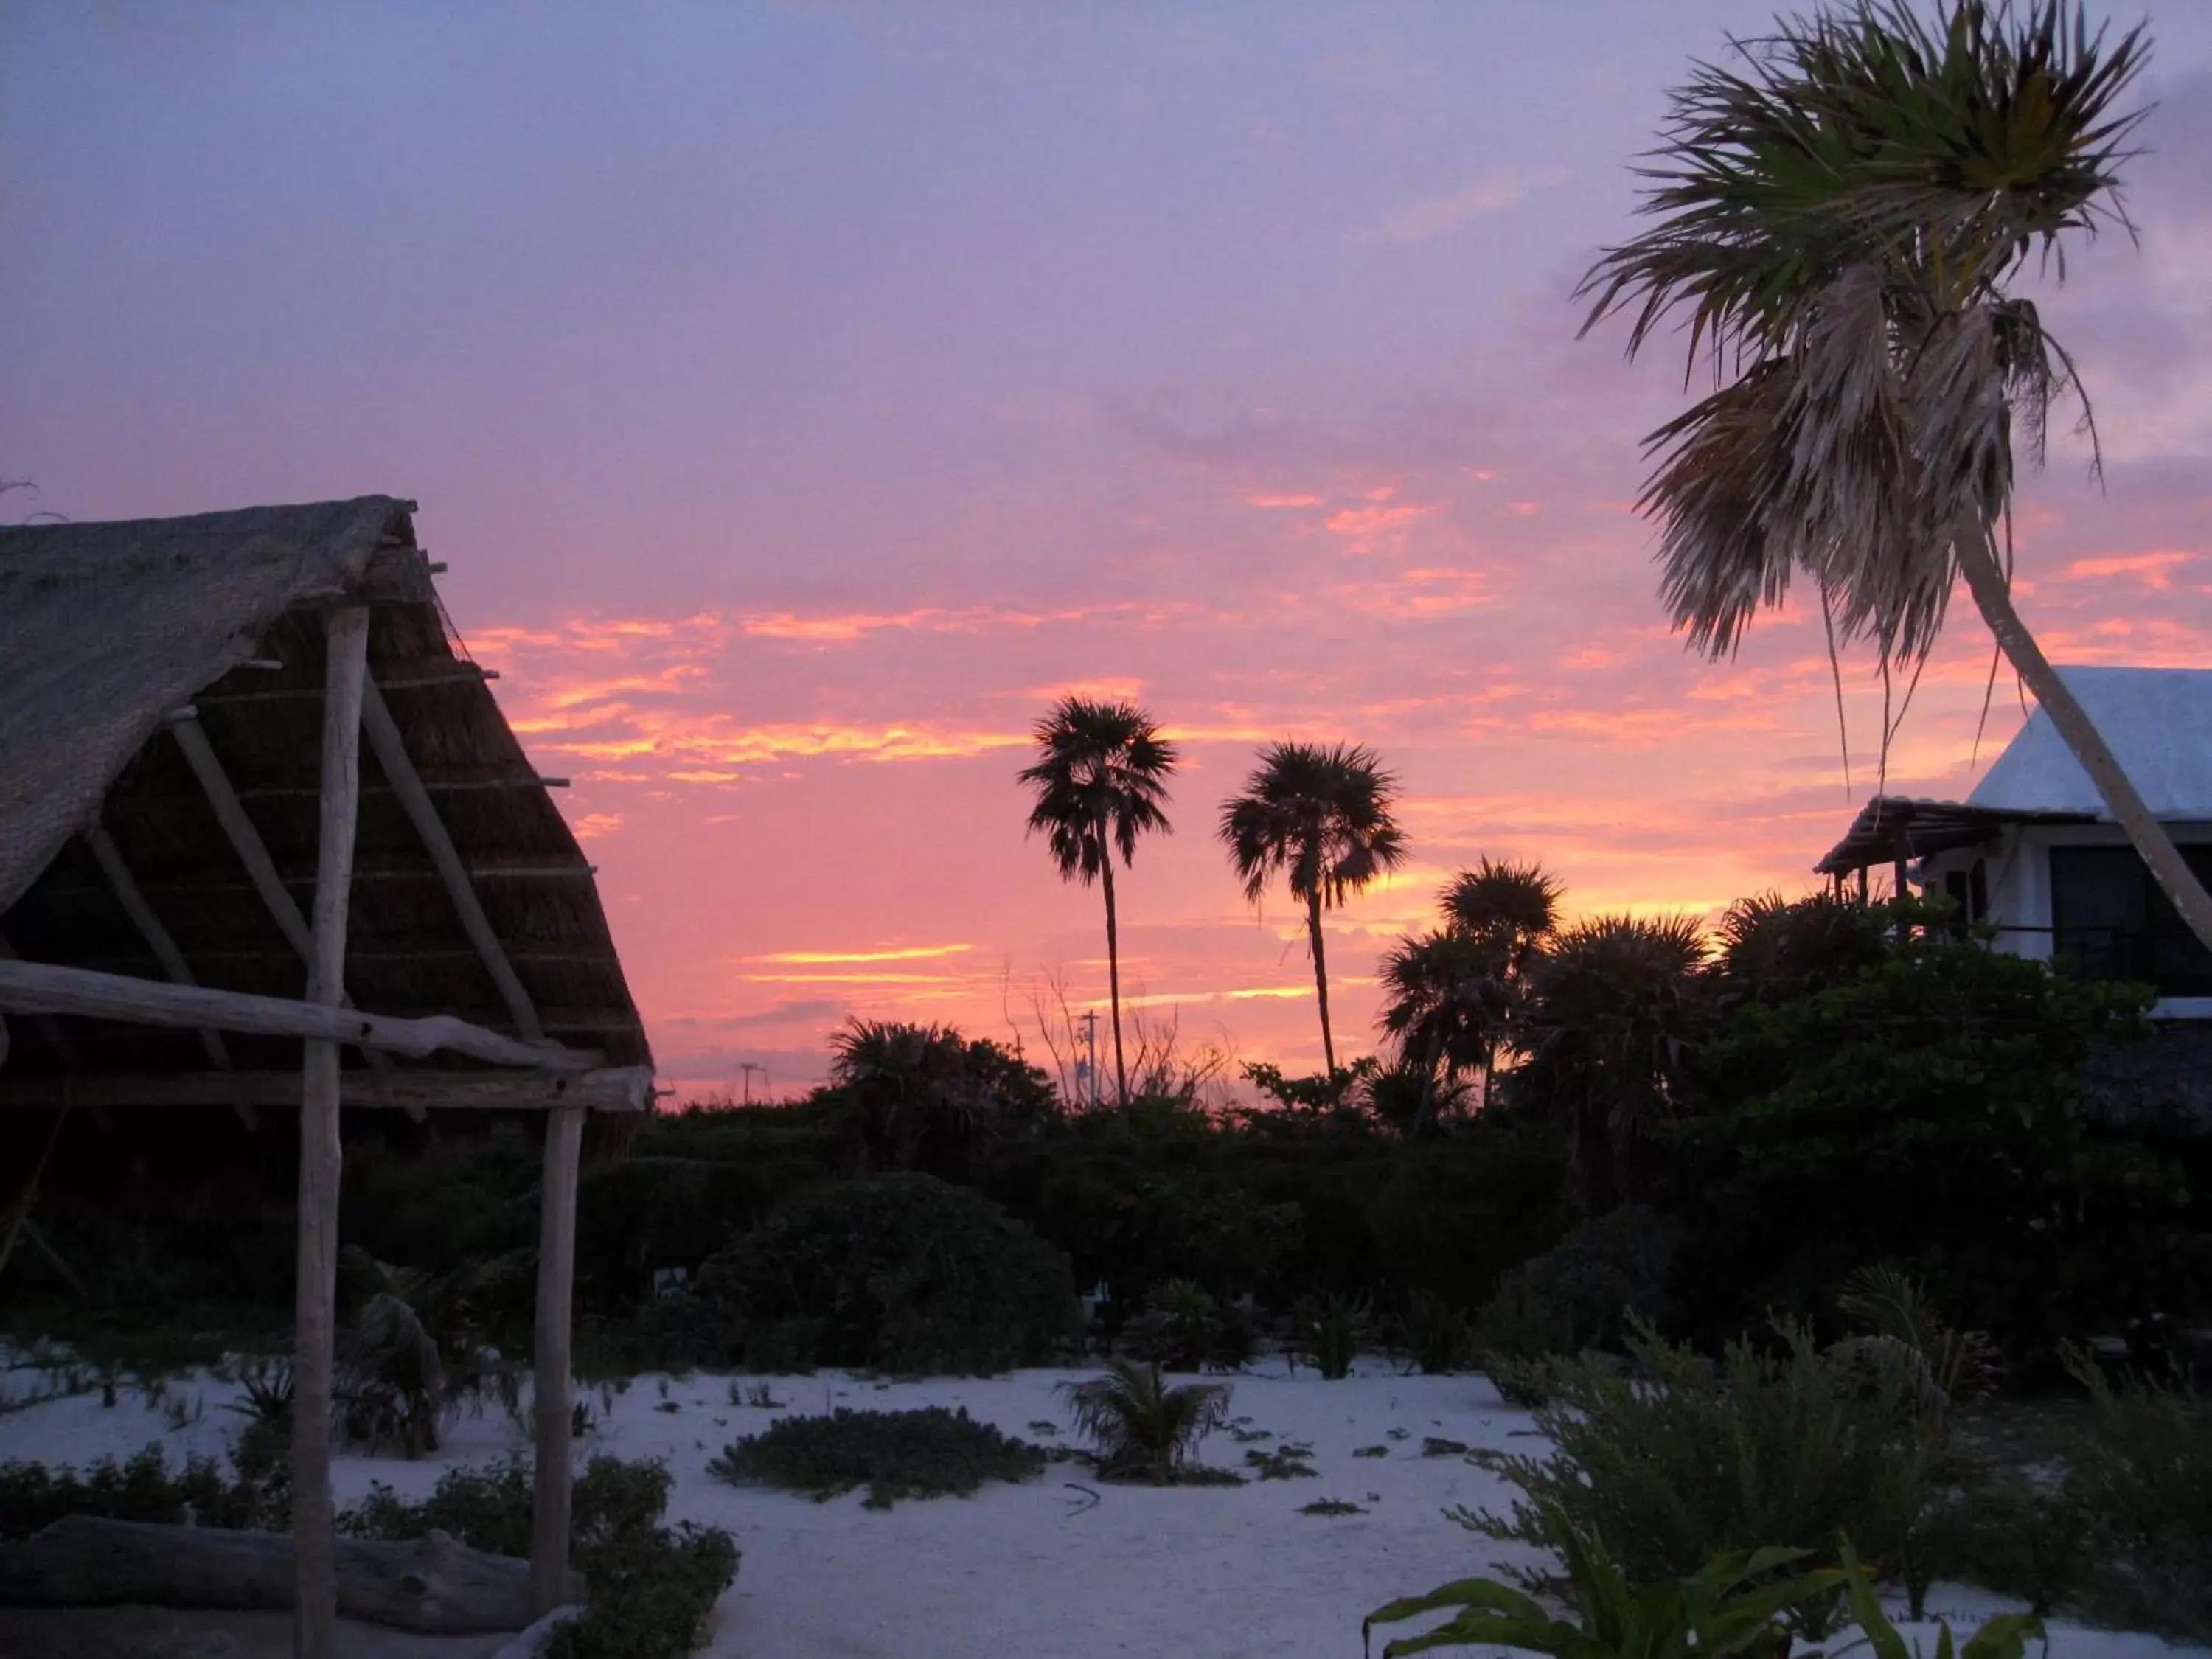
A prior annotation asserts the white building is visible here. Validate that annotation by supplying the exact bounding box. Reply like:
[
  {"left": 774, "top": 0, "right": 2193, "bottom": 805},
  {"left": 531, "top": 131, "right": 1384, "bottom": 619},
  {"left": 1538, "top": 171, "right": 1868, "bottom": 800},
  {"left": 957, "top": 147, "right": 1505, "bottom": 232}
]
[{"left": 1818, "top": 666, "right": 2212, "bottom": 1020}]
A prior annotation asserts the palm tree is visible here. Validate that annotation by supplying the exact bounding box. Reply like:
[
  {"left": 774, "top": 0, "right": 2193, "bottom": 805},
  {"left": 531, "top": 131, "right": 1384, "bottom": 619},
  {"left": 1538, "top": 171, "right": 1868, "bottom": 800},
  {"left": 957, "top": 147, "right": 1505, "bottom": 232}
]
[
  {"left": 1440, "top": 858, "right": 1564, "bottom": 1109},
  {"left": 1058, "top": 1357, "right": 1230, "bottom": 1483},
  {"left": 1376, "top": 929, "right": 1504, "bottom": 1134},
  {"left": 1520, "top": 914, "right": 1708, "bottom": 1213},
  {"left": 1576, "top": 2, "right": 2212, "bottom": 950},
  {"left": 1019, "top": 698, "right": 1178, "bottom": 1120},
  {"left": 1220, "top": 742, "right": 1408, "bottom": 1074}
]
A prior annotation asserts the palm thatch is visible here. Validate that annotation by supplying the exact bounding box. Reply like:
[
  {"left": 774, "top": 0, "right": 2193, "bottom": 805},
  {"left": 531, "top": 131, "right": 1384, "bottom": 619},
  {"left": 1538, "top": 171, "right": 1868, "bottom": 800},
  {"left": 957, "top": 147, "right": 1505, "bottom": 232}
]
[{"left": 0, "top": 498, "right": 650, "bottom": 1114}]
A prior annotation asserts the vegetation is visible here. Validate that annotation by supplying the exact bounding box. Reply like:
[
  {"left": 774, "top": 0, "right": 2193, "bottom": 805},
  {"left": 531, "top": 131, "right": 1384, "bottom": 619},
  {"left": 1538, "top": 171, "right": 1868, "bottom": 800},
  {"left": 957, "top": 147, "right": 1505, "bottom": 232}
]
[
  {"left": 706, "top": 1405, "right": 1046, "bottom": 1509},
  {"left": 1059, "top": 1357, "right": 1230, "bottom": 1483},
  {"left": 1018, "top": 695, "right": 1179, "bottom": 1120},
  {"left": 692, "top": 1173, "right": 1077, "bottom": 1374},
  {"left": 1465, "top": 1322, "right": 1942, "bottom": 1588},
  {"left": 1368, "top": 1509, "right": 1846, "bottom": 1659},
  {"left": 1576, "top": 0, "right": 2212, "bottom": 952},
  {"left": 344, "top": 1455, "right": 737, "bottom": 1659},
  {"left": 1473, "top": 1207, "right": 1678, "bottom": 1371},
  {"left": 1219, "top": 741, "right": 1408, "bottom": 1073},
  {"left": 0, "top": 1439, "right": 289, "bottom": 1541}
]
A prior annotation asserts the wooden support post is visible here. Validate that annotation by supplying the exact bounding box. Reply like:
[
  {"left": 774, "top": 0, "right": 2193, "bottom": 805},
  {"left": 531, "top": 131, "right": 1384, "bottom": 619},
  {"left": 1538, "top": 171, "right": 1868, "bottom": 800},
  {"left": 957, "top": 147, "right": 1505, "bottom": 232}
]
[
  {"left": 84, "top": 822, "right": 254, "bottom": 1127},
  {"left": 531, "top": 1105, "right": 585, "bottom": 1615},
  {"left": 294, "top": 606, "right": 368, "bottom": 1659},
  {"left": 361, "top": 680, "right": 543, "bottom": 1043}
]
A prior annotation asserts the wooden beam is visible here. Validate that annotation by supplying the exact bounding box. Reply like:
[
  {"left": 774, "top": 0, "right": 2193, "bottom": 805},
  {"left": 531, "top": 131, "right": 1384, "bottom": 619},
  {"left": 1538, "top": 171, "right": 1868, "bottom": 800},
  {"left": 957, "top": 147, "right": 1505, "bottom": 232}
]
[
  {"left": 362, "top": 678, "right": 544, "bottom": 1043},
  {"left": 192, "top": 661, "right": 498, "bottom": 706},
  {"left": 532, "top": 1105, "right": 584, "bottom": 1615},
  {"left": 0, "top": 1067, "right": 653, "bottom": 1113},
  {"left": 169, "top": 712, "right": 315, "bottom": 961},
  {"left": 296, "top": 605, "right": 369, "bottom": 1659},
  {"left": 85, "top": 823, "right": 231, "bottom": 1076},
  {"left": 0, "top": 961, "right": 591, "bottom": 1071},
  {"left": 0, "top": 933, "right": 74, "bottom": 1069}
]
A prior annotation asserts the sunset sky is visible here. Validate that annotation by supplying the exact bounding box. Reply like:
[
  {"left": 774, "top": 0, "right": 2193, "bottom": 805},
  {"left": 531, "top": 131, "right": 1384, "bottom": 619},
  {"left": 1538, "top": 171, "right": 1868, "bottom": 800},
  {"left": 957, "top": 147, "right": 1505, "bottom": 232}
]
[{"left": 7, "top": 3, "right": 2212, "bottom": 1096}]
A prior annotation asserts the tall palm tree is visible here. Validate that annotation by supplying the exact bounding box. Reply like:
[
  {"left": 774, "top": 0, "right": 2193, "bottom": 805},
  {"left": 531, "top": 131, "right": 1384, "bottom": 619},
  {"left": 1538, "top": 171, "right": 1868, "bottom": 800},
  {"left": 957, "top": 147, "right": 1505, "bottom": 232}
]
[
  {"left": 1019, "top": 698, "right": 1178, "bottom": 1119},
  {"left": 1576, "top": 2, "right": 2212, "bottom": 950},
  {"left": 1220, "top": 742, "right": 1408, "bottom": 1074}
]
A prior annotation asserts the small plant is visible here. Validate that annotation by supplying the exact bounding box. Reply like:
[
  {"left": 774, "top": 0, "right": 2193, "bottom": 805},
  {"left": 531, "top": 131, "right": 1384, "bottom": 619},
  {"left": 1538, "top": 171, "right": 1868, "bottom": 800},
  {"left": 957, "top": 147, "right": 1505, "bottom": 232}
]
[
  {"left": 1405, "top": 1289, "right": 1476, "bottom": 1375},
  {"left": 1293, "top": 1293, "right": 1370, "bottom": 1380},
  {"left": 707, "top": 1406, "right": 1044, "bottom": 1509},
  {"left": 729, "top": 1380, "right": 785, "bottom": 1410},
  {"left": 1835, "top": 1266, "right": 2000, "bottom": 1436},
  {"left": 0, "top": 1441, "right": 290, "bottom": 1543},
  {"left": 1354, "top": 1444, "right": 1389, "bottom": 1458},
  {"left": 1058, "top": 1358, "right": 1230, "bottom": 1484},
  {"left": 161, "top": 1393, "right": 203, "bottom": 1433},
  {"left": 1302, "top": 1498, "right": 1366, "bottom": 1516},
  {"left": 1420, "top": 1437, "right": 1469, "bottom": 1458},
  {"left": 225, "top": 1360, "right": 295, "bottom": 1432},
  {"left": 1245, "top": 1441, "right": 1318, "bottom": 1480},
  {"left": 1840, "top": 1537, "right": 2040, "bottom": 1659},
  {"left": 1026, "top": 1419, "right": 1060, "bottom": 1436},
  {"left": 1366, "top": 1503, "right": 1843, "bottom": 1659},
  {"left": 571, "top": 1399, "right": 598, "bottom": 1440},
  {"left": 337, "top": 1293, "right": 447, "bottom": 1456}
]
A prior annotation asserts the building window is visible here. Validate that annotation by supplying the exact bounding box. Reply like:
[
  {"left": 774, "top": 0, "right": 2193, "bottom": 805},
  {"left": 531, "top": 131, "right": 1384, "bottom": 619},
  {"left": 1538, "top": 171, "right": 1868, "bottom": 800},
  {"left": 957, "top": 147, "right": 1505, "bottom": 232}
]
[{"left": 2049, "top": 844, "right": 2212, "bottom": 997}]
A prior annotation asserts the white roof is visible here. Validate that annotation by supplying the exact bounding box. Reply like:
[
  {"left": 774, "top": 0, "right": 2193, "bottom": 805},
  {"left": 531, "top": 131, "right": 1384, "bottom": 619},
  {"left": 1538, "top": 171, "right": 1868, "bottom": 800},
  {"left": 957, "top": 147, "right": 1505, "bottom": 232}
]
[{"left": 1968, "top": 666, "right": 2212, "bottom": 819}]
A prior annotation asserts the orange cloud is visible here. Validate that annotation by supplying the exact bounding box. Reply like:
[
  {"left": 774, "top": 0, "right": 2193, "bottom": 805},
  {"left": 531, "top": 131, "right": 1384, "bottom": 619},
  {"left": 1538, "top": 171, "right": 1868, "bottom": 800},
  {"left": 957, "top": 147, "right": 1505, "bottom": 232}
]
[
  {"left": 751, "top": 945, "right": 976, "bottom": 964},
  {"left": 2059, "top": 550, "right": 2194, "bottom": 588}
]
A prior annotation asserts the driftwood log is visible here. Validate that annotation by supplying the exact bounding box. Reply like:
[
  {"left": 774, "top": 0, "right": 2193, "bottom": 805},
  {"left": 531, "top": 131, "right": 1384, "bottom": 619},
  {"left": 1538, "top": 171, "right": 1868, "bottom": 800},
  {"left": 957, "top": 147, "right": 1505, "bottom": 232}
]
[{"left": 0, "top": 1517, "right": 586, "bottom": 1635}]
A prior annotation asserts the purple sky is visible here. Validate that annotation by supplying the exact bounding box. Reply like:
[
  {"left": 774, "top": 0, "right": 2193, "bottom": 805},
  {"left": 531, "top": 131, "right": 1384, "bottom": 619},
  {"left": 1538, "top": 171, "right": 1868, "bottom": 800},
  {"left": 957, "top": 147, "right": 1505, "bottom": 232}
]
[{"left": 7, "top": 2, "right": 2211, "bottom": 1095}]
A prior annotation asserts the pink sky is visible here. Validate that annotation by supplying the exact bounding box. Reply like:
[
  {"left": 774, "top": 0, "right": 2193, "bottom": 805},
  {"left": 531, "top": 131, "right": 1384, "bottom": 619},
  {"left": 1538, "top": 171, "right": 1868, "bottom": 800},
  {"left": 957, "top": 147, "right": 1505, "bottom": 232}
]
[{"left": 6, "top": 4, "right": 2211, "bottom": 1093}]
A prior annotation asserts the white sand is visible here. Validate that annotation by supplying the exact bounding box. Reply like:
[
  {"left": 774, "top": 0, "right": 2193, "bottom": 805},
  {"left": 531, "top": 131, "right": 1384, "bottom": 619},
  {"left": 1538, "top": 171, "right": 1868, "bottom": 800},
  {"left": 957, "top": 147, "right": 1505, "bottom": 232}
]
[{"left": 2, "top": 1357, "right": 2205, "bottom": 1659}]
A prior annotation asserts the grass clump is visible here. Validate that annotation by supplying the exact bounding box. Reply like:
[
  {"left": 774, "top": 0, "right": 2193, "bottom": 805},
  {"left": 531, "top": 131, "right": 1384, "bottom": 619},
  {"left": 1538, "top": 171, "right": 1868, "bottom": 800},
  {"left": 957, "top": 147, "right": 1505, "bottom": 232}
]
[
  {"left": 344, "top": 1455, "right": 737, "bottom": 1659},
  {"left": 1059, "top": 1357, "right": 1230, "bottom": 1484},
  {"left": 706, "top": 1405, "right": 1044, "bottom": 1509}
]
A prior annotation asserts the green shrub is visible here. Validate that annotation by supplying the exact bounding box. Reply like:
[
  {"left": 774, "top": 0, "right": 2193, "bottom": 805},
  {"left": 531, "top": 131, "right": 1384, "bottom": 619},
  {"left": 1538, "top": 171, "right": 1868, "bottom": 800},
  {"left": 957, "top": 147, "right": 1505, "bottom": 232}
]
[
  {"left": 1461, "top": 1322, "right": 1941, "bottom": 1588},
  {"left": 706, "top": 1405, "right": 1044, "bottom": 1509},
  {"left": 694, "top": 1174, "right": 1077, "bottom": 1374},
  {"left": 342, "top": 1455, "right": 737, "bottom": 1659},
  {"left": 1472, "top": 1206, "right": 1677, "bottom": 1368},
  {"left": 1060, "top": 1358, "right": 1231, "bottom": 1483},
  {"left": 2059, "top": 1350, "right": 2212, "bottom": 1639},
  {"left": 0, "top": 1440, "right": 290, "bottom": 1541}
]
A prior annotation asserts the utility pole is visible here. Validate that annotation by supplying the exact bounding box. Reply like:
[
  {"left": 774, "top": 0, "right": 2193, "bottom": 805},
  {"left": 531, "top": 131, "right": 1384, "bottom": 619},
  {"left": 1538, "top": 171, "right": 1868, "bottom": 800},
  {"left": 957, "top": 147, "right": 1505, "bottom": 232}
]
[{"left": 738, "top": 1061, "right": 765, "bottom": 1106}]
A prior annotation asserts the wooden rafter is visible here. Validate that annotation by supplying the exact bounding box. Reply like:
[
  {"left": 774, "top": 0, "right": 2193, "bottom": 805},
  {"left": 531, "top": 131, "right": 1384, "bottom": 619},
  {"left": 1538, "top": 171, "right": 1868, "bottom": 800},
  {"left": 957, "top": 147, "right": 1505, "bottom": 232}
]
[
  {"left": 83, "top": 821, "right": 254, "bottom": 1128},
  {"left": 362, "top": 678, "right": 544, "bottom": 1042}
]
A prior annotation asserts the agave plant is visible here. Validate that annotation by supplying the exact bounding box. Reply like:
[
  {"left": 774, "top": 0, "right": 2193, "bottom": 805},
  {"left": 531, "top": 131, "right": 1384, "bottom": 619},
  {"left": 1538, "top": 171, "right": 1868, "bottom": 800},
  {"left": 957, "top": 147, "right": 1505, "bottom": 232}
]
[{"left": 1058, "top": 1357, "right": 1230, "bottom": 1483}]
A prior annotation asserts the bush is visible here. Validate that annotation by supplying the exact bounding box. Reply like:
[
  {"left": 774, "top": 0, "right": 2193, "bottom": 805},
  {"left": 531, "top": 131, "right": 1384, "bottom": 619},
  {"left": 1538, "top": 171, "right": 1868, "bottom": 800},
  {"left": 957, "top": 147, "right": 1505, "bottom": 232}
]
[
  {"left": 706, "top": 1405, "right": 1044, "bottom": 1509},
  {"left": 2059, "top": 1350, "right": 2212, "bottom": 1639},
  {"left": 1463, "top": 1321, "right": 1941, "bottom": 1588},
  {"left": 0, "top": 1440, "right": 289, "bottom": 1543},
  {"left": 1293, "top": 1293, "right": 1369, "bottom": 1380},
  {"left": 342, "top": 1455, "right": 737, "bottom": 1659},
  {"left": 1402, "top": 1288, "right": 1475, "bottom": 1375},
  {"left": 694, "top": 1174, "right": 1077, "bottom": 1374},
  {"left": 1472, "top": 1206, "right": 1677, "bottom": 1367}
]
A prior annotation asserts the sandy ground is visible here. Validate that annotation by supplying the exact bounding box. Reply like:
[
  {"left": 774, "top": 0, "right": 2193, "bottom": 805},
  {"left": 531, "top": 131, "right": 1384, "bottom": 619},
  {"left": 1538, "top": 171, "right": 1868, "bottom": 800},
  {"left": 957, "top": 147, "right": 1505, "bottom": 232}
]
[{"left": 3, "top": 1356, "right": 2207, "bottom": 1659}]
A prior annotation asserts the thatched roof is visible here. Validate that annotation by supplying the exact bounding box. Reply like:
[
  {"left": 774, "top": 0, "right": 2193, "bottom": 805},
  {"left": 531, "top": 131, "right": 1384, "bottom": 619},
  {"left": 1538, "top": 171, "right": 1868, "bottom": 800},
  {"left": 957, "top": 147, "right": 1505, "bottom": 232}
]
[{"left": 0, "top": 498, "right": 651, "bottom": 1091}]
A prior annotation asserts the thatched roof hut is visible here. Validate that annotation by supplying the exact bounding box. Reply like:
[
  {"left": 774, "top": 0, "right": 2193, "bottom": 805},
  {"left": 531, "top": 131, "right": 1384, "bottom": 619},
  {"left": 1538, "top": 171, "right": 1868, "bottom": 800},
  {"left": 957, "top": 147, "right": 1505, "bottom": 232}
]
[
  {"left": 0, "top": 496, "right": 649, "bottom": 1093},
  {"left": 0, "top": 496, "right": 650, "bottom": 1637}
]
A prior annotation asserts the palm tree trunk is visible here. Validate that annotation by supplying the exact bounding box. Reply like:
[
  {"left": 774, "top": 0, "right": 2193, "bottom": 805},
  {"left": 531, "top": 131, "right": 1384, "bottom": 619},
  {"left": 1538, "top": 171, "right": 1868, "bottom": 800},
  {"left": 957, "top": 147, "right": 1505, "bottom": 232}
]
[
  {"left": 1307, "top": 891, "right": 1336, "bottom": 1074},
  {"left": 1100, "top": 853, "right": 1130, "bottom": 1127},
  {"left": 1411, "top": 1027, "right": 1443, "bottom": 1138},
  {"left": 1955, "top": 527, "right": 2212, "bottom": 953}
]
